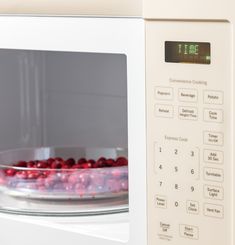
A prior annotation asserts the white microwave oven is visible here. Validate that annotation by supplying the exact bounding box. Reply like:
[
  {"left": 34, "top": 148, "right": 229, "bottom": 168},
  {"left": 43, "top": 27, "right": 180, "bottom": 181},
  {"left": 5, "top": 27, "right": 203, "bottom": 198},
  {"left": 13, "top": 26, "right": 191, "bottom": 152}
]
[{"left": 0, "top": 1, "right": 234, "bottom": 245}]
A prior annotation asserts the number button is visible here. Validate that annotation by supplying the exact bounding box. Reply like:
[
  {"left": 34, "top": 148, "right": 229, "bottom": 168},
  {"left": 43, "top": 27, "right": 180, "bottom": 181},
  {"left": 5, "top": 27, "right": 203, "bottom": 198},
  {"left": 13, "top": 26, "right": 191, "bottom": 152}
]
[
  {"left": 190, "top": 186, "right": 195, "bottom": 193},
  {"left": 174, "top": 166, "right": 179, "bottom": 173},
  {"left": 174, "top": 183, "right": 179, "bottom": 190},
  {"left": 175, "top": 201, "right": 179, "bottom": 207}
]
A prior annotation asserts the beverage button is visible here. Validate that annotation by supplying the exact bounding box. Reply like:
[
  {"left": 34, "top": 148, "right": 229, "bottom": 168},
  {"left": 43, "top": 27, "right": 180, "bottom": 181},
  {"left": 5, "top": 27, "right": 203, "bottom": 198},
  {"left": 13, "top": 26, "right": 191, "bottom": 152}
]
[
  {"left": 204, "top": 167, "right": 224, "bottom": 183},
  {"left": 204, "top": 185, "right": 224, "bottom": 200},
  {"left": 155, "top": 195, "right": 167, "bottom": 209},
  {"left": 178, "top": 106, "right": 198, "bottom": 121},
  {"left": 179, "top": 224, "right": 199, "bottom": 240},
  {"left": 186, "top": 200, "right": 199, "bottom": 215},
  {"left": 203, "top": 131, "right": 223, "bottom": 146},
  {"left": 155, "top": 104, "right": 174, "bottom": 118},
  {"left": 204, "top": 203, "right": 224, "bottom": 219},
  {"left": 204, "top": 149, "right": 223, "bottom": 164},
  {"left": 155, "top": 87, "right": 173, "bottom": 101},
  {"left": 204, "top": 109, "right": 223, "bottom": 123},
  {"left": 178, "top": 88, "right": 198, "bottom": 103},
  {"left": 204, "top": 90, "right": 223, "bottom": 105}
]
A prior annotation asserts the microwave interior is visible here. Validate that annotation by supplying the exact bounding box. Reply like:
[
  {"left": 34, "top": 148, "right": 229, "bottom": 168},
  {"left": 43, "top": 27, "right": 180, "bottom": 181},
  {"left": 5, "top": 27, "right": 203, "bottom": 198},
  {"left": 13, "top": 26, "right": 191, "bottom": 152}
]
[{"left": 0, "top": 49, "right": 129, "bottom": 216}]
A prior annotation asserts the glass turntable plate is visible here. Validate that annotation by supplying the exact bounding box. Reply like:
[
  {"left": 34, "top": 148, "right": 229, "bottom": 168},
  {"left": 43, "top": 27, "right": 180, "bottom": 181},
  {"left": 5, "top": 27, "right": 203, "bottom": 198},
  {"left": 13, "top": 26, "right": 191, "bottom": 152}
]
[{"left": 0, "top": 147, "right": 128, "bottom": 216}]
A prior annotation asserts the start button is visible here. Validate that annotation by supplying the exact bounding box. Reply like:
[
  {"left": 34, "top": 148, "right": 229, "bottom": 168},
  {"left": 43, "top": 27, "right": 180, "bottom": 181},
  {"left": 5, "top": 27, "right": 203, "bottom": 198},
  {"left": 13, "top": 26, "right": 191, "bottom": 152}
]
[{"left": 179, "top": 224, "right": 199, "bottom": 240}]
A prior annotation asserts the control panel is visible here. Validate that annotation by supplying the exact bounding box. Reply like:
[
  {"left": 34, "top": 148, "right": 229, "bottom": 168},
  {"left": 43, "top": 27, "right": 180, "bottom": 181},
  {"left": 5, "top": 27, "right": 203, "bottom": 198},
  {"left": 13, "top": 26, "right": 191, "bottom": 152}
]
[{"left": 146, "top": 21, "right": 232, "bottom": 245}]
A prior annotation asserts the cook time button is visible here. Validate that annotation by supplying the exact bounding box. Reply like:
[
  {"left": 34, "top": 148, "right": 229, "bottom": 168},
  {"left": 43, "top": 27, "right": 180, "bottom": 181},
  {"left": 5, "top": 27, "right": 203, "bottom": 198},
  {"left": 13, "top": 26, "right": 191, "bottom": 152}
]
[
  {"left": 179, "top": 224, "right": 199, "bottom": 240},
  {"left": 204, "top": 108, "right": 223, "bottom": 123},
  {"left": 155, "top": 87, "right": 173, "bottom": 101}
]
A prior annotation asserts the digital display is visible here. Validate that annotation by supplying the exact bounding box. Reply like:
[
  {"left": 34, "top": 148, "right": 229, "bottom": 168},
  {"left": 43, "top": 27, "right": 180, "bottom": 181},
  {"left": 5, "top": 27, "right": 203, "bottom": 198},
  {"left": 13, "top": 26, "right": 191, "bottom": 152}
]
[{"left": 165, "top": 41, "right": 211, "bottom": 64}]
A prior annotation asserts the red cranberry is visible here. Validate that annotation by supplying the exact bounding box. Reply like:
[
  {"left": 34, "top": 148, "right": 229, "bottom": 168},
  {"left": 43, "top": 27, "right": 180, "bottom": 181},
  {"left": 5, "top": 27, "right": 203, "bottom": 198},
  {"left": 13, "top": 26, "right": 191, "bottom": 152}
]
[
  {"left": 5, "top": 169, "right": 16, "bottom": 176},
  {"left": 96, "top": 157, "right": 106, "bottom": 168},
  {"left": 47, "top": 158, "right": 55, "bottom": 167},
  {"left": 116, "top": 157, "right": 128, "bottom": 166},
  {"left": 61, "top": 163, "right": 70, "bottom": 169},
  {"left": 78, "top": 158, "right": 87, "bottom": 164},
  {"left": 41, "top": 170, "right": 50, "bottom": 178},
  {"left": 71, "top": 164, "right": 82, "bottom": 169},
  {"left": 27, "top": 161, "right": 36, "bottom": 168},
  {"left": 65, "top": 158, "right": 75, "bottom": 167},
  {"left": 81, "top": 162, "right": 92, "bottom": 169},
  {"left": 15, "top": 161, "right": 27, "bottom": 168},
  {"left": 88, "top": 159, "right": 95, "bottom": 165},
  {"left": 106, "top": 159, "right": 115, "bottom": 167},
  {"left": 55, "top": 157, "right": 63, "bottom": 161},
  {"left": 27, "top": 170, "right": 39, "bottom": 179},
  {"left": 36, "top": 161, "right": 48, "bottom": 169},
  {"left": 16, "top": 171, "right": 28, "bottom": 179},
  {"left": 51, "top": 160, "right": 63, "bottom": 169}
]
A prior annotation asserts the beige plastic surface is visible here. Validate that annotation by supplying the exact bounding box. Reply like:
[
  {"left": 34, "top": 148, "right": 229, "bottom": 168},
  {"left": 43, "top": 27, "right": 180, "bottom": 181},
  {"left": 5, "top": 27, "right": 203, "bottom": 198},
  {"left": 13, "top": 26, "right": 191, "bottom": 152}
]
[
  {"left": 0, "top": 0, "right": 142, "bottom": 16},
  {"left": 146, "top": 20, "right": 232, "bottom": 245}
]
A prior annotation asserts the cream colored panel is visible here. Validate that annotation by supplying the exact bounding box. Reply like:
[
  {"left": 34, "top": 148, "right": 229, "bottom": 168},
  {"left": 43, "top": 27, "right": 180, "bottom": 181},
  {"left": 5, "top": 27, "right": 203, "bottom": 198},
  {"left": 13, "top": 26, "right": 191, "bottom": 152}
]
[
  {"left": 146, "top": 21, "right": 232, "bottom": 245},
  {"left": 143, "top": 0, "right": 231, "bottom": 20},
  {"left": 0, "top": 0, "right": 142, "bottom": 16}
]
